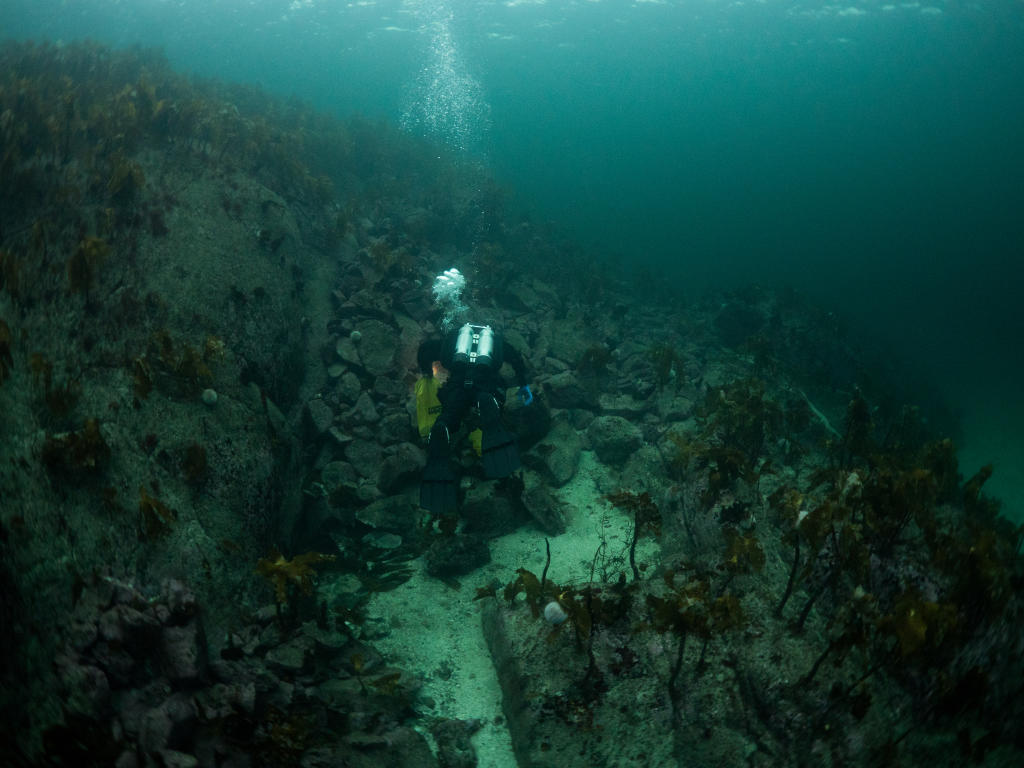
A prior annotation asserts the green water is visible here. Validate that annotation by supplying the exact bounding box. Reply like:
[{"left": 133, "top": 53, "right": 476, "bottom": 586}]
[{"left": 3, "top": 0, "right": 1021, "bottom": 519}]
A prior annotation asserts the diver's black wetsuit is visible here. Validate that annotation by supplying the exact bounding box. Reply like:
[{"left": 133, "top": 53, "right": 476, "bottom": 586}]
[
  {"left": 417, "top": 327, "right": 528, "bottom": 514},
  {"left": 417, "top": 330, "right": 527, "bottom": 435}
]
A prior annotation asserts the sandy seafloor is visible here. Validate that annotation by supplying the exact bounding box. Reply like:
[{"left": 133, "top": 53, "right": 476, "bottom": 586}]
[
  {"left": 361, "top": 414, "right": 1021, "bottom": 768},
  {"left": 364, "top": 451, "right": 660, "bottom": 768}
]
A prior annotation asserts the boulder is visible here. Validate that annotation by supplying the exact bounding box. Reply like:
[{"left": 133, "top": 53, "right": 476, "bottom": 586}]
[
  {"left": 586, "top": 415, "right": 644, "bottom": 467},
  {"left": 355, "top": 495, "right": 420, "bottom": 535},
  {"left": 597, "top": 393, "right": 649, "bottom": 420},
  {"left": 530, "top": 419, "right": 581, "bottom": 487},
  {"left": 543, "top": 371, "right": 598, "bottom": 411},
  {"left": 461, "top": 483, "right": 521, "bottom": 537},
  {"left": 160, "top": 621, "right": 207, "bottom": 684},
  {"left": 264, "top": 637, "right": 311, "bottom": 676},
  {"left": 321, "top": 461, "right": 357, "bottom": 493},
  {"left": 378, "top": 442, "right": 426, "bottom": 494},
  {"left": 521, "top": 470, "right": 567, "bottom": 535},
  {"left": 335, "top": 336, "right": 362, "bottom": 367},
  {"left": 337, "top": 371, "right": 362, "bottom": 404},
  {"left": 306, "top": 398, "right": 335, "bottom": 434},
  {"left": 353, "top": 319, "right": 396, "bottom": 376},
  {"left": 345, "top": 439, "right": 383, "bottom": 479},
  {"left": 425, "top": 535, "right": 490, "bottom": 578},
  {"left": 347, "top": 392, "right": 380, "bottom": 424}
]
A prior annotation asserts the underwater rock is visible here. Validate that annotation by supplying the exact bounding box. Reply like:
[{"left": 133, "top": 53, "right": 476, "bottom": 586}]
[
  {"left": 345, "top": 287, "right": 395, "bottom": 318},
  {"left": 115, "top": 685, "right": 159, "bottom": 743},
  {"left": 328, "top": 427, "right": 355, "bottom": 446},
  {"left": 354, "top": 483, "right": 383, "bottom": 504},
  {"left": 363, "top": 531, "right": 404, "bottom": 550},
  {"left": 544, "top": 317, "right": 596, "bottom": 365},
  {"left": 625, "top": 373, "right": 658, "bottom": 401},
  {"left": 619, "top": 444, "right": 668, "bottom": 495},
  {"left": 352, "top": 319, "right": 396, "bottom": 376},
  {"left": 531, "top": 278, "right": 562, "bottom": 309},
  {"left": 429, "top": 717, "right": 482, "bottom": 768},
  {"left": 295, "top": 495, "right": 337, "bottom": 545},
  {"left": 355, "top": 495, "right": 420, "bottom": 535},
  {"left": 195, "top": 681, "right": 256, "bottom": 721},
  {"left": 91, "top": 641, "right": 137, "bottom": 688},
  {"left": 159, "top": 622, "right": 206, "bottom": 684},
  {"left": 138, "top": 693, "right": 196, "bottom": 757},
  {"left": 99, "top": 604, "right": 160, "bottom": 649},
  {"left": 520, "top": 470, "right": 567, "bottom": 535},
  {"left": 337, "top": 370, "right": 363, "bottom": 404},
  {"left": 68, "top": 615, "right": 100, "bottom": 653},
  {"left": 505, "top": 281, "right": 542, "bottom": 312},
  {"left": 586, "top": 414, "right": 644, "bottom": 466},
  {"left": 155, "top": 749, "right": 198, "bottom": 768},
  {"left": 375, "top": 412, "right": 412, "bottom": 445},
  {"left": 321, "top": 460, "right": 357, "bottom": 494},
  {"left": 161, "top": 579, "right": 198, "bottom": 623},
  {"left": 378, "top": 442, "right": 426, "bottom": 494},
  {"left": 462, "top": 484, "right": 521, "bottom": 538},
  {"left": 264, "top": 638, "right": 311, "bottom": 675},
  {"left": 306, "top": 397, "right": 335, "bottom": 434},
  {"left": 335, "top": 335, "right": 362, "bottom": 367},
  {"left": 425, "top": 533, "right": 490, "bottom": 578},
  {"left": 657, "top": 394, "right": 695, "bottom": 423},
  {"left": 481, "top": 579, "right": 678, "bottom": 768},
  {"left": 56, "top": 657, "right": 111, "bottom": 719},
  {"left": 372, "top": 376, "right": 408, "bottom": 405},
  {"left": 344, "top": 438, "right": 383, "bottom": 479},
  {"left": 303, "top": 726, "right": 438, "bottom": 768},
  {"left": 529, "top": 419, "right": 582, "bottom": 487},
  {"left": 543, "top": 370, "right": 598, "bottom": 410},
  {"left": 299, "top": 621, "right": 348, "bottom": 661},
  {"left": 347, "top": 392, "right": 380, "bottom": 424},
  {"left": 597, "top": 392, "right": 649, "bottom": 419},
  {"left": 567, "top": 408, "right": 597, "bottom": 432}
]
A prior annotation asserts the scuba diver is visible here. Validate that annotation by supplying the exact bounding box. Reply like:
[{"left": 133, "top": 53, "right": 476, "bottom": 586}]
[{"left": 416, "top": 268, "right": 533, "bottom": 515}]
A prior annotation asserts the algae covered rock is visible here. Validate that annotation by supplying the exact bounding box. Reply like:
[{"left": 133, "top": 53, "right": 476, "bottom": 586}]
[
  {"left": 531, "top": 418, "right": 582, "bottom": 487},
  {"left": 586, "top": 414, "right": 644, "bottom": 466},
  {"left": 352, "top": 318, "right": 397, "bottom": 376},
  {"left": 543, "top": 370, "right": 598, "bottom": 410}
]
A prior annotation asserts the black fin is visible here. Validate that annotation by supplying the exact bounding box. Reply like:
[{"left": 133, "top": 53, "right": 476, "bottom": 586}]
[
  {"left": 420, "top": 456, "right": 459, "bottom": 514},
  {"left": 481, "top": 425, "right": 520, "bottom": 478}
]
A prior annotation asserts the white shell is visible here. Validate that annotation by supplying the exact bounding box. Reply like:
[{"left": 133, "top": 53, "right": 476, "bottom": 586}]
[{"left": 543, "top": 601, "right": 568, "bottom": 625}]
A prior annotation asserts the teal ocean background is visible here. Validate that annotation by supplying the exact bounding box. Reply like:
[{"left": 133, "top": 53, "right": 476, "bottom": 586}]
[{"left": 4, "top": 0, "right": 1021, "bottom": 519}]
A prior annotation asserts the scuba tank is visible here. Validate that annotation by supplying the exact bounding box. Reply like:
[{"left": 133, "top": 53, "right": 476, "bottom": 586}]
[{"left": 452, "top": 324, "right": 495, "bottom": 367}]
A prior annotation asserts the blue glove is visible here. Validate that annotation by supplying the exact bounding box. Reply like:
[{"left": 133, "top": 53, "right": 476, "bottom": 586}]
[{"left": 518, "top": 385, "right": 533, "bottom": 406}]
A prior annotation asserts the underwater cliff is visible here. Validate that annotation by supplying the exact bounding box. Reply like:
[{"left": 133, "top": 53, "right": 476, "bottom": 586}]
[{"left": 1, "top": 42, "right": 1022, "bottom": 768}]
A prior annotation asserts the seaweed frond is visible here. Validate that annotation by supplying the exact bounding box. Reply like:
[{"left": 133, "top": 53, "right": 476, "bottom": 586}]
[
  {"left": 257, "top": 549, "right": 336, "bottom": 604},
  {"left": 139, "top": 484, "right": 176, "bottom": 538},
  {"left": 41, "top": 418, "right": 110, "bottom": 476}
]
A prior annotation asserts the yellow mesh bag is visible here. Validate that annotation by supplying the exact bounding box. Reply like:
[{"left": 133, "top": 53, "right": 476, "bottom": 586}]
[{"left": 415, "top": 377, "right": 442, "bottom": 438}]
